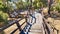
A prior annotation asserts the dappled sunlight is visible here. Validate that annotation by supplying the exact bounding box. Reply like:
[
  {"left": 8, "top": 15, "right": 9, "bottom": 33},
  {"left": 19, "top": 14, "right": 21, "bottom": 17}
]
[{"left": 0, "top": 0, "right": 60, "bottom": 34}]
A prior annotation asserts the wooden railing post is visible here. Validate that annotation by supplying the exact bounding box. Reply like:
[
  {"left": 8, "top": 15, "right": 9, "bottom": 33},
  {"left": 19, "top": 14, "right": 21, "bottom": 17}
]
[{"left": 15, "top": 22, "right": 21, "bottom": 31}]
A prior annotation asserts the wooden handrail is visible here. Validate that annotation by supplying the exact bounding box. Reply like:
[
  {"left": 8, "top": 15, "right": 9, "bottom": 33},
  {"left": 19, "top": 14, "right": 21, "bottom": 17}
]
[
  {"left": 0, "top": 18, "right": 24, "bottom": 32},
  {"left": 43, "top": 17, "right": 59, "bottom": 34},
  {"left": 11, "top": 21, "right": 26, "bottom": 34},
  {"left": 43, "top": 18, "right": 53, "bottom": 34}
]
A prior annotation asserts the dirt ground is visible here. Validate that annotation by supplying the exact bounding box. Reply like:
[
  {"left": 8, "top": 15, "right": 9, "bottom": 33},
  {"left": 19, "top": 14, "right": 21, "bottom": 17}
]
[{"left": 47, "top": 17, "right": 60, "bottom": 34}]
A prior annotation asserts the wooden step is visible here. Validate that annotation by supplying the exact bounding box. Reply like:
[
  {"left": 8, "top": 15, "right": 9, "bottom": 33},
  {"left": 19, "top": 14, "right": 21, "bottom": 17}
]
[
  {"left": 28, "top": 32, "right": 42, "bottom": 34},
  {"left": 30, "top": 29, "right": 42, "bottom": 33},
  {"left": 30, "top": 23, "right": 42, "bottom": 30}
]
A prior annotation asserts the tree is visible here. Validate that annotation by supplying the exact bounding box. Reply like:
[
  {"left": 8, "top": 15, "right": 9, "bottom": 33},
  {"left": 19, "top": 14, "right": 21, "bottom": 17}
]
[
  {"left": 0, "top": 0, "right": 9, "bottom": 26},
  {"left": 32, "top": 0, "right": 47, "bottom": 9},
  {"left": 50, "top": 0, "right": 60, "bottom": 13}
]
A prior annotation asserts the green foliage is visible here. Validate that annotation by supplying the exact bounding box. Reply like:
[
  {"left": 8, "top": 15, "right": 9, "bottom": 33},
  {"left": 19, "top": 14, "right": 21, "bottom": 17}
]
[
  {"left": 0, "top": 0, "right": 8, "bottom": 13},
  {"left": 51, "top": 1, "right": 60, "bottom": 12},
  {"left": 12, "top": 0, "right": 47, "bottom": 9},
  {"left": 32, "top": 0, "right": 47, "bottom": 9},
  {"left": 0, "top": 0, "right": 8, "bottom": 25},
  {"left": 0, "top": 1, "right": 4, "bottom": 8},
  {"left": 16, "top": 2, "right": 23, "bottom": 9},
  {"left": 0, "top": 11, "right": 9, "bottom": 24},
  {"left": 56, "top": 3, "right": 60, "bottom": 12}
]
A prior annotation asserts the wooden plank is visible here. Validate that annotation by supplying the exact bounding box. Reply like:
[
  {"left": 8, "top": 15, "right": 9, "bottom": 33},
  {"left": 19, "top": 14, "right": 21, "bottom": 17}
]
[
  {"left": 43, "top": 18, "right": 54, "bottom": 34},
  {"left": 0, "top": 18, "right": 23, "bottom": 32}
]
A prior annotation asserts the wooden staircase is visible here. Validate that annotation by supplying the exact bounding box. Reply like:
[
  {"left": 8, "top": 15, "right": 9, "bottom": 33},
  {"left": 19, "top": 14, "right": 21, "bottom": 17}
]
[
  {"left": 28, "top": 22, "right": 45, "bottom": 34},
  {"left": 20, "top": 23, "right": 44, "bottom": 34},
  {"left": 20, "top": 12, "right": 46, "bottom": 34}
]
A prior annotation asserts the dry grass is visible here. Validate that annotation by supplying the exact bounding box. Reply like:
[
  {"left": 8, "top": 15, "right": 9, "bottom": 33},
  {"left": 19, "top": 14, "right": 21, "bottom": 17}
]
[
  {"left": 47, "top": 17, "right": 60, "bottom": 34},
  {"left": 47, "top": 17, "right": 60, "bottom": 30}
]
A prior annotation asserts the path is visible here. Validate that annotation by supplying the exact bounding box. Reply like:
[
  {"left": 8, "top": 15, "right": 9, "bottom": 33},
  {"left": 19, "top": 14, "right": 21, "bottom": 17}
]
[{"left": 20, "top": 12, "right": 45, "bottom": 34}]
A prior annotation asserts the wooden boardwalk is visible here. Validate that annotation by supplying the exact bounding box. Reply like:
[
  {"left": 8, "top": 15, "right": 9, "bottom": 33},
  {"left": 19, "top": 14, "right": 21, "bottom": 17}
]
[
  {"left": 3, "top": 19, "right": 26, "bottom": 34},
  {"left": 28, "top": 13, "right": 45, "bottom": 34},
  {"left": 0, "top": 11, "right": 54, "bottom": 34}
]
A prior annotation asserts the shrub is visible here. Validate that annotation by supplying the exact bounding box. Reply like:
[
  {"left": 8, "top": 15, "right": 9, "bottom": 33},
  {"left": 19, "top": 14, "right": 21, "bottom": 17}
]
[
  {"left": 0, "top": 11, "right": 9, "bottom": 25},
  {"left": 51, "top": 2, "right": 60, "bottom": 13}
]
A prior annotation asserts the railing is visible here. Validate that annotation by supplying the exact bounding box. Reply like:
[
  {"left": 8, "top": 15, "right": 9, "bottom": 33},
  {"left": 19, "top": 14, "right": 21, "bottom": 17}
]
[
  {"left": 0, "top": 14, "right": 27, "bottom": 34},
  {"left": 0, "top": 13, "right": 36, "bottom": 34},
  {"left": 0, "top": 13, "right": 59, "bottom": 34},
  {"left": 11, "top": 18, "right": 26, "bottom": 34},
  {"left": 43, "top": 18, "right": 59, "bottom": 34}
]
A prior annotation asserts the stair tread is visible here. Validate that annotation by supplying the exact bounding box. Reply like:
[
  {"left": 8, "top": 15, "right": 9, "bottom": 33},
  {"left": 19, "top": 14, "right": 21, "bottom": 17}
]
[
  {"left": 30, "top": 30, "right": 42, "bottom": 32},
  {"left": 30, "top": 24, "right": 42, "bottom": 30},
  {"left": 28, "top": 32, "right": 42, "bottom": 34}
]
